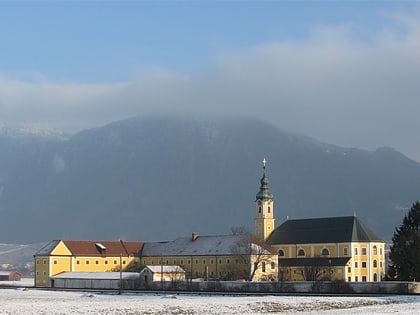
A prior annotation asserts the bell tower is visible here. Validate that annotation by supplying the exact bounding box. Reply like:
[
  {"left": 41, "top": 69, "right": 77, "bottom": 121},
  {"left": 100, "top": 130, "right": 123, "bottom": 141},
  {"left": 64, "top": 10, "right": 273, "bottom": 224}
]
[{"left": 255, "top": 158, "right": 275, "bottom": 241}]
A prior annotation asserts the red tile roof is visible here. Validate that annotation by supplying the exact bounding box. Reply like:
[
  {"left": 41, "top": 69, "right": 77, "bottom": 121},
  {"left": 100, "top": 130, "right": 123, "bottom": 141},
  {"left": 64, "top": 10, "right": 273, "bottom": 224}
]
[{"left": 63, "top": 240, "right": 143, "bottom": 257}]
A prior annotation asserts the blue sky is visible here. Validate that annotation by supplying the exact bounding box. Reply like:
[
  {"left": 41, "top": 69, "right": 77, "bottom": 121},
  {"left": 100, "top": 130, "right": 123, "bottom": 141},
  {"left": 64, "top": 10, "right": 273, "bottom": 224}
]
[{"left": 1, "top": 1, "right": 420, "bottom": 161}]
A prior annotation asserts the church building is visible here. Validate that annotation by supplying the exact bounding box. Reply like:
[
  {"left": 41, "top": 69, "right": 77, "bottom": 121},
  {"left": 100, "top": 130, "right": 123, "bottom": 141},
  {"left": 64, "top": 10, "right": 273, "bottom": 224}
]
[{"left": 256, "top": 158, "right": 386, "bottom": 282}]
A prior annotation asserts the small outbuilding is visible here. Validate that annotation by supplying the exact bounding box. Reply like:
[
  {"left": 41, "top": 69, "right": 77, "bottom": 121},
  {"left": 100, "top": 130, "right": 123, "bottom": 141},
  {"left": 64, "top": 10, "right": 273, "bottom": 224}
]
[
  {"left": 51, "top": 272, "right": 140, "bottom": 289},
  {"left": 139, "top": 265, "right": 186, "bottom": 284},
  {"left": 0, "top": 271, "right": 22, "bottom": 281}
]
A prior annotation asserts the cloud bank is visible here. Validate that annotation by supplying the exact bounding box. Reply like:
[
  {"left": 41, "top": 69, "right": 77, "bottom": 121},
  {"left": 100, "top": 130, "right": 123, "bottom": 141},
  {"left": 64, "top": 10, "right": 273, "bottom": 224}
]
[{"left": 0, "top": 14, "right": 419, "bottom": 161}]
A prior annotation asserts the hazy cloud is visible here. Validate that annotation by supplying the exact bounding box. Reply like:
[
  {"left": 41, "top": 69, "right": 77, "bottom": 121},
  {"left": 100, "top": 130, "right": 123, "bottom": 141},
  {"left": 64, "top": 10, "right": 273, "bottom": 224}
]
[{"left": 0, "top": 14, "right": 419, "bottom": 161}]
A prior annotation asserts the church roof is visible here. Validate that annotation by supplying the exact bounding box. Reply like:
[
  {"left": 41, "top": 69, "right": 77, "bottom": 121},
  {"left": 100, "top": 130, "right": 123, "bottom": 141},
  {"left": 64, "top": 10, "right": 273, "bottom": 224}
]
[{"left": 266, "top": 216, "right": 383, "bottom": 245}]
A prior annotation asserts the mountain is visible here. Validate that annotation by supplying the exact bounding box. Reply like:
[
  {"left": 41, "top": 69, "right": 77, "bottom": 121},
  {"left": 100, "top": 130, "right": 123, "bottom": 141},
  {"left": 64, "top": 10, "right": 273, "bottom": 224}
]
[{"left": 0, "top": 115, "right": 419, "bottom": 244}]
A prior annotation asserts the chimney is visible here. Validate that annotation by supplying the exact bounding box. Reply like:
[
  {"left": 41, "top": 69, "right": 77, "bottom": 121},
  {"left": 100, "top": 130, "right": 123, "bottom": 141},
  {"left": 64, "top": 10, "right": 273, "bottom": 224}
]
[{"left": 192, "top": 232, "right": 199, "bottom": 241}]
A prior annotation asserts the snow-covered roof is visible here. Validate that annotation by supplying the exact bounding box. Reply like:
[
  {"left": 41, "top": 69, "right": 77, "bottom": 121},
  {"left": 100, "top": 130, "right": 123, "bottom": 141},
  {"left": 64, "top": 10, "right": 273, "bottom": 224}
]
[
  {"left": 143, "top": 265, "right": 185, "bottom": 274},
  {"left": 34, "top": 240, "right": 61, "bottom": 256},
  {"left": 142, "top": 234, "right": 275, "bottom": 257},
  {"left": 52, "top": 272, "right": 140, "bottom": 280}
]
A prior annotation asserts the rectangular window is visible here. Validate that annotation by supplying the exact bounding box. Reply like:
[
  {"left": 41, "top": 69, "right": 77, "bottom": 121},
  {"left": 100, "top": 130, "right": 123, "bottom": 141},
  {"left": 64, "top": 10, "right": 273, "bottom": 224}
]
[
  {"left": 355, "top": 276, "right": 358, "bottom": 282},
  {"left": 76, "top": 260, "right": 80, "bottom": 265},
  {"left": 226, "top": 259, "right": 230, "bottom": 264},
  {"left": 114, "top": 260, "right": 117, "bottom": 264},
  {"left": 362, "top": 248, "right": 367, "bottom": 255},
  {"left": 43, "top": 260, "right": 46, "bottom": 265},
  {"left": 36, "top": 271, "right": 39, "bottom": 276},
  {"left": 355, "top": 262, "right": 358, "bottom": 268},
  {"left": 203, "top": 259, "right": 206, "bottom": 265},
  {"left": 86, "top": 260, "right": 90, "bottom": 264},
  {"left": 53, "top": 260, "right": 57, "bottom": 265},
  {"left": 219, "top": 259, "right": 222, "bottom": 265},
  {"left": 187, "top": 260, "right": 191, "bottom": 265},
  {"left": 380, "top": 261, "right": 383, "bottom": 268},
  {"left": 210, "top": 259, "right": 214, "bottom": 265},
  {"left": 362, "top": 276, "right": 367, "bottom": 282},
  {"left": 271, "top": 262, "right": 275, "bottom": 269},
  {"left": 354, "top": 248, "right": 358, "bottom": 255},
  {"left": 362, "top": 262, "right": 367, "bottom": 268},
  {"left": 123, "top": 260, "right": 126, "bottom": 264},
  {"left": 36, "top": 260, "right": 40, "bottom": 265},
  {"left": 348, "top": 276, "right": 351, "bottom": 282},
  {"left": 343, "top": 247, "right": 348, "bottom": 256},
  {"left": 195, "top": 260, "right": 198, "bottom": 264},
  {"left": 347, "top": 267, "right": 351, "bottom": 273},
  {"left": 262, "top": 262, "right": 266, "bottom": 272},
  {"left": 95, "top": 260, "right": 99, "bottom": 265},
  {"left": 181, "top": 260, "right": 184, "bottom": 265},
  {"left": 105, "top": 260, "right": 108, "bottom": 265}
]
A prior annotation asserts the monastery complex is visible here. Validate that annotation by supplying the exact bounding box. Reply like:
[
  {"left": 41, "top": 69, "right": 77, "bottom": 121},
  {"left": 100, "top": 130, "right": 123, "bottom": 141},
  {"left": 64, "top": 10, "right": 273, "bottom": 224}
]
[{"left": 34, "top": 159, "right": 386, "bottom": 287}]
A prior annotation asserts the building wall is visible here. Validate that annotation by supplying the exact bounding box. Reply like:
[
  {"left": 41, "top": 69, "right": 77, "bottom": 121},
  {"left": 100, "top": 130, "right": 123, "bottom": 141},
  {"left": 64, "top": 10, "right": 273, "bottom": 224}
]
[
  {"left": 140, "top": 254, "right": 277, "bottom": 281},
  {"left": 34, "top": 241, "right": 139, "bottom": 287},
  {"left": 350, "top": 242, "right": 385, "bottom": 282},
  {"left": 272, "top": 241, "right": 385, "bottom": 282}
]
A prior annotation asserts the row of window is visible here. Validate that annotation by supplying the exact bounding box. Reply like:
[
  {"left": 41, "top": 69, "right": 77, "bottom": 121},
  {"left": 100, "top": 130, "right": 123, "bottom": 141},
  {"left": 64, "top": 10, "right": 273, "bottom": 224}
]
[
  {"left": 144, "top": 258, "right": 245, "bottom": 266},
  {"left": 350, "top": 260, "right": 382, "bottom": 270},
  {"left": 349, "top": 275, "right": 379, "bottom": 282},
  {"left": 74, "top": 259, "right": 126, "bottom": 265},
  {"left": 39, "top": 259, "right": 127, "bottom": 265},
  {"left": 278, "top": 245, "right": 383, "bottom": 257}
]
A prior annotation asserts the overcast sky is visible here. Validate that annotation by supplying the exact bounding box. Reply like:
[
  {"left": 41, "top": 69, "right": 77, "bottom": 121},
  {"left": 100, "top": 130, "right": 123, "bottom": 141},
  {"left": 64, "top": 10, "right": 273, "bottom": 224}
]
[{"left": 0, "top": 2, "right": 419, "bottom": 161}]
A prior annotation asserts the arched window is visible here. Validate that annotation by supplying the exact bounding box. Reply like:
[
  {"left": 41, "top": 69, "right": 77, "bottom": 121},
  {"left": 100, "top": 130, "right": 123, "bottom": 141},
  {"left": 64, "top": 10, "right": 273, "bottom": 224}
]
[
  {"left": 373, "top": 260, "right": 377, "bottom": 268},
  {"left": 373, "top": 245, "right": 377, "bottom": 255},
  {"left": 258, "top": 206, "right": 262, "bottom": 213},
  {"left": 321, "top": 248, "right": 330, "bottom": 256},
  {"left": 373, "top": 273, "right": 378, "bottom": 282},
  {"left": 278, "top": 249, "right": 285, "bottom": 257},
  {"left": 297, "top": 249, "right": 305, "bottom": 257}
]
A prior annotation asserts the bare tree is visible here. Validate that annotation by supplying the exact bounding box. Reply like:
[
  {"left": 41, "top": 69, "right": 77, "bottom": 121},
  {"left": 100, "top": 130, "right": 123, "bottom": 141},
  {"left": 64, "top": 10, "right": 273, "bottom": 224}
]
[{"left": 230, "top": 229, "right": 276, "bottom": 281}]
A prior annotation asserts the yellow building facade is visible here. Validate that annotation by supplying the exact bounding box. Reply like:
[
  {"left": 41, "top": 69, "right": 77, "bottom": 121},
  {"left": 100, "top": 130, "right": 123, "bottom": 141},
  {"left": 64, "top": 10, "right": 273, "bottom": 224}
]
[
  {"left": 34, "top": 240, "right": 143, "bottom": 287},
  {"left": 140, "top": 234, "right": 278, "bottom": 281}
]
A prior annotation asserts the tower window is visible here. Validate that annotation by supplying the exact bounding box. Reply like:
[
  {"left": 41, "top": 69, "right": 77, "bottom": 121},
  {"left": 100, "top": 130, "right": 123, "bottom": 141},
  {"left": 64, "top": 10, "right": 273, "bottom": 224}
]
[
  {"left": 258, "top": 206, "right": 262, "bottom": 213},
  {"left": 268, "top": 206, "right": 271, "bottom": 213}
]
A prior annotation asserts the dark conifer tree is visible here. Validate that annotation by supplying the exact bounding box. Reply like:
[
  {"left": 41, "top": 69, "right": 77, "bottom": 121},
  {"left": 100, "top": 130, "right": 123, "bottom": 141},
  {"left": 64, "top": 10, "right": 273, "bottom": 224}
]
[{"left": 388, "top": 201, "right": 420, "bottom": 281}]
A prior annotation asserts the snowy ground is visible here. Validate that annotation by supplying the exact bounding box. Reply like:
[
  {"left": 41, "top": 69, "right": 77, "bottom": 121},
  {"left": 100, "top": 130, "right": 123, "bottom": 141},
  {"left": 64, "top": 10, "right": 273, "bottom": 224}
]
[{"left": 0, "top": 287, "right": 419, "bottom": 315}]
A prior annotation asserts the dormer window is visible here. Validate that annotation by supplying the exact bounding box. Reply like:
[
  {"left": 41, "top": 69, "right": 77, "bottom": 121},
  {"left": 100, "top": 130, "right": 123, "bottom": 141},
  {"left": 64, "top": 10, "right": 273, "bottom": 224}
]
[{"left": 95, "top": 243, "right": 106, "bottom": 255}]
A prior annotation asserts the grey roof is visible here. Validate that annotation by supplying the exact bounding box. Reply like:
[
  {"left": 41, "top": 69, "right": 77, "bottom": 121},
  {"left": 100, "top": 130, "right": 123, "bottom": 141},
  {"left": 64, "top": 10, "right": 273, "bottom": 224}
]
[
  {"left": 52, "top": 272, "right": 140, "bottom": 280},
  {"left": 34, "top": 240, "right": 61, "bottom": 256},
  {"left": 279, "top": 257, "right": 351, "bottom": 267},
  {"left": 266, "top": 216, "right": 383, "bottom": 245},
  {"left": 142, "top": 234, "right": 272, "bottom": 257}
]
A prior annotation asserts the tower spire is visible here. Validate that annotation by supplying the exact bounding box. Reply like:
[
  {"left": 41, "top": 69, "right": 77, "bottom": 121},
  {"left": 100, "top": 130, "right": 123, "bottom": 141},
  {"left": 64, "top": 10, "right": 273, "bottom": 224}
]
[{"left": 255, "top": 158, "right": 275, "bottom": 242}]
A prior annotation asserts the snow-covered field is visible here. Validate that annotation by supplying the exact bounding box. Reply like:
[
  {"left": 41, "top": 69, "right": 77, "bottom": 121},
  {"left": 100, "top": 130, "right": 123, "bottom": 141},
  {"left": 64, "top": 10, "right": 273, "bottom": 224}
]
[{"left": 1, "top": 287, "right": 419, "bottom": 315}]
